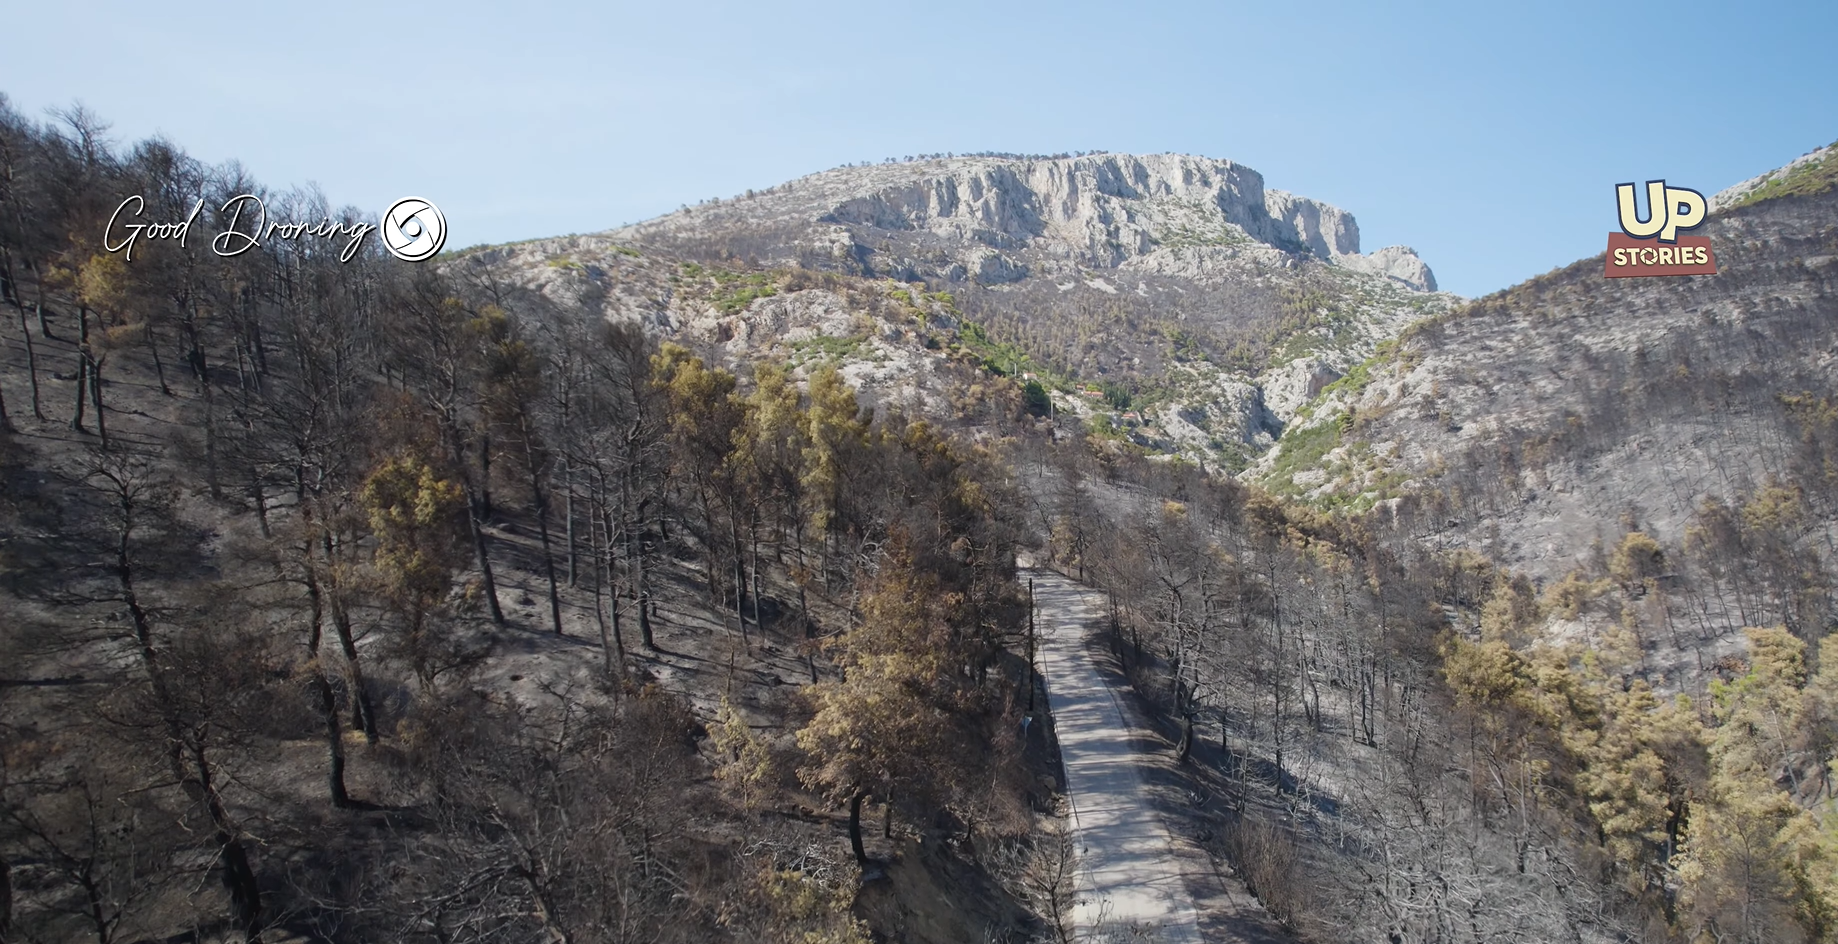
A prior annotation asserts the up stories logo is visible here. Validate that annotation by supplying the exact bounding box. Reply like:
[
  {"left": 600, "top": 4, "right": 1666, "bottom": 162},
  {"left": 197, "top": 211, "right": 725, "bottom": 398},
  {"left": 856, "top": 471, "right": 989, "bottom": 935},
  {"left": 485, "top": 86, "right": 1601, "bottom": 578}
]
[{"left": 1604, "top": 180, "right": 1717, "bottom": 278}]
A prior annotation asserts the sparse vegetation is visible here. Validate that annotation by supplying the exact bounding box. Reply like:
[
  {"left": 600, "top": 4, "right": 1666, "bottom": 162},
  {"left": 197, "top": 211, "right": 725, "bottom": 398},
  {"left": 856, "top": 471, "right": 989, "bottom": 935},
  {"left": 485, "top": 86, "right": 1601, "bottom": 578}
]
[
  {"left": 6, "top": 96, "right": 1836, "bottom": 944},
  {"left": 1262, "top": 419, "right": 1341, "bottom": 495},
  {"left": 1728, "top": 141, "right": 1838, "bottom": 208},
  {"left": 713, "top": 271, "right": 781, "bottom": 313},
  {"left": 789, "top": 333, "right": 866, "bottom": 364}
]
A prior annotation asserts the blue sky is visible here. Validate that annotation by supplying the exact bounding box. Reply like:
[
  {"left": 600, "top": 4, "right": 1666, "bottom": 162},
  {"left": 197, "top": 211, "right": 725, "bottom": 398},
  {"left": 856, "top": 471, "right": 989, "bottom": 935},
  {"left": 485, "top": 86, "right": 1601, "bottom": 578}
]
[{"left": 2, "top": 1, "right": 1833, "bottom": 298}]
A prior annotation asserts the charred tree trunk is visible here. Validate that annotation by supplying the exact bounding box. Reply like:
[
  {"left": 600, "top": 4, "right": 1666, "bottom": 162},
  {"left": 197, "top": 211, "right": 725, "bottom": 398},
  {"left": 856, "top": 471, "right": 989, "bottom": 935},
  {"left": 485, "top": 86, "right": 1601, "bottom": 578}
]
[
  {"left": 193, "top": 747, "right": 263, "bottom": 943},
  {"left": 694, "top": 485, "right": 722, "bottom": 606},
  {"left": 750, "top": 520, "right": 764, "bottom": 640},
  {"left": 70, "top": 310, "right": 88, "bottom": 433},
  {"left": 731, "top": 512, "right": 750, "bottom": 647},
  {"left": 247, "top": 317, "right": 266, "bottom": 379},
  {"left": 249, "top": 467, "right": 269, "bottom": 538},
  {"left": 1, "top": 849, "right": 12, "bottom": 944},
  {"left": 303, "top": 561, "right": 352, "bottom": 808},
  {"left": 313, "top": 660, "right": 350, "bottom": 808},
  {"left": 627, "top": 488, "right": 655, "bottom": 650},
  {"left": 849, "top": 792, "right": 869, "bottom": 866},
  {"left": 182, "top": 315, "right": 207, "bottom": 385},
  {"left": 564, "top": 461, "right": 577, "bottom": 588},
  {"left": 321, "top": 534, "right": 380, "bottom": 742},
  {"left": 1272, "top": 591, "right": 1285, "bottom": 784},
  {"left": 5, "top": 276, "right": 40, "bottom": 420},
  {"left": 479, "top": 433, "right": 494, "bottom": 520},
  {"left": 464, "top": 482, "right": 506, "bottom": 626},
  {"left": 592, "top": 499, "right": 624, "bottom": 678},
  {"left": 143, "top": 323, "right": 172, "bottom": 396},
  {"left": 32, "top": 266, "right": 50, "bottom": 338},
  {"left": 88, "top": 355, "right": 107, "bottom": 449},
  {"left": 110, "top": 489, "right": 188, "bottom": 785},
  {"left": 202, "top": 373, "right": 221, "bottom": 499},
  {"left": 528, "top": 466, "right": 564, "bottom": 636}
]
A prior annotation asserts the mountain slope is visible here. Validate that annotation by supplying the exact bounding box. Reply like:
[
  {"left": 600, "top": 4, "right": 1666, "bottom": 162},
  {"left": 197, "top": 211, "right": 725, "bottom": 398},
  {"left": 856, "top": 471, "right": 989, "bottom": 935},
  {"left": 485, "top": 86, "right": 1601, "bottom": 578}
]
[
  {"left": 1269, "top": 184, "right": 1838, "bottom": 575},
  {"left": 460, "top": 153, "right": 1459, "bottom": 470},
  {"left": 1712, "top": 139, "right": 1838, "bottom": 210}
]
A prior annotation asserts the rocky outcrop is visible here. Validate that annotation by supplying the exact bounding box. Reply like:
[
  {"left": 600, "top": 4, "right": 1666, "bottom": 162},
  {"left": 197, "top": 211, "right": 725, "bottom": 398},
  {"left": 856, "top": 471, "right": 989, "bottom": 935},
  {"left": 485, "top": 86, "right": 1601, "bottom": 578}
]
[
  {"left": 1260, "top": 357, "right": 1345, "bottom": 424},
  {"left": 1337, "top": 244, "right": 1438, "bottom": 292}
]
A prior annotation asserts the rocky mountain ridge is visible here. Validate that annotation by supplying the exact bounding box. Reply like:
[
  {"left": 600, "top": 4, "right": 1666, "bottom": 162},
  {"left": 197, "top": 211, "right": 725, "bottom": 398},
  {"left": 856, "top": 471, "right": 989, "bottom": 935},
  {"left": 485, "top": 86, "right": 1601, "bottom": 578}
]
[
  {"left": 614, "top": 152, "right": 1439, "bottom": 292},
  {"left": 461, "top": 152, "right": 1460, "bottom": 471}
]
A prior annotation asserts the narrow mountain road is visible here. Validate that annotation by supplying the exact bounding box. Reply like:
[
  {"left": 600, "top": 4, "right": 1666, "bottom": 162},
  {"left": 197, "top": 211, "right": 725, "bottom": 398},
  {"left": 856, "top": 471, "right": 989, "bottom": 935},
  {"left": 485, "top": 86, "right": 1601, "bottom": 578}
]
[{"left": 1029, "top": 568, "right": 1205, "bottom": 944}]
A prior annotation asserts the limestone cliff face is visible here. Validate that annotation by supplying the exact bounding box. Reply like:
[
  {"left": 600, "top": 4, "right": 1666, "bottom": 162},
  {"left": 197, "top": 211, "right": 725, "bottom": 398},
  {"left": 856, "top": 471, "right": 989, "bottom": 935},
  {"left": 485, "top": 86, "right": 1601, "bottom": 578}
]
[
  {"left": 807, "top": 155, "right": 1349, "bottom": 266},
  {"left": 1261, "top": 187, "right": 1360, "bottom": 261},
  {"left": 615, "top": 153, "right": 1438, "bottom": 291}
]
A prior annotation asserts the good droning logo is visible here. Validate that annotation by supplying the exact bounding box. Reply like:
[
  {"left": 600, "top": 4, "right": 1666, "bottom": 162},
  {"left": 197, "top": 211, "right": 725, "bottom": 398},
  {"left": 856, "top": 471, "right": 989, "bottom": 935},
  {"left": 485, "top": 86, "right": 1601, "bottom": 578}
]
[
  {"left": 1603, "top": 180, "right": 1717, "bottom": 278},
  {"left": 382, "top": 197, "right": 447, "bottom": 262}
]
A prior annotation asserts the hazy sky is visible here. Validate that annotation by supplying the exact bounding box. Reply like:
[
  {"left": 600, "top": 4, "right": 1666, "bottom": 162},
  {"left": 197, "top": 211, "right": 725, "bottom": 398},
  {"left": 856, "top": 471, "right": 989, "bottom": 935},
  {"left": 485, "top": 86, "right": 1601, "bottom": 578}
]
[{"left": 3, "top": 1, "right": 1833, "bottom": 297}]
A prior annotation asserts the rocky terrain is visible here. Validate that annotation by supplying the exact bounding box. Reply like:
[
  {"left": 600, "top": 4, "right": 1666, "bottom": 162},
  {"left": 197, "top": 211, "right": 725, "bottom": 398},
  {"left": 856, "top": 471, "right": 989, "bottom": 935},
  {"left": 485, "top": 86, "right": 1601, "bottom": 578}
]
[
  {"left": 1262, "top": 179, "right": 1838, "bottom": 574},
  {"left": 454, "top": 153, "right": 1460, "bottom": 470},
  {"left": 1711, "top": 138, "right": 1838, "bottom": 210},
  {"left": 616, "top": 153, "right": 1438, "bottom": 291}
]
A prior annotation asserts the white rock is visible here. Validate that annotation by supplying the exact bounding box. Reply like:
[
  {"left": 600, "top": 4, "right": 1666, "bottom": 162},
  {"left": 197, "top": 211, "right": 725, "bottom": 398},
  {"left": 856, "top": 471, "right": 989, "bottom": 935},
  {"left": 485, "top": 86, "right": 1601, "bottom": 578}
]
[{"left": 1337, "top": 245, "right": 1439, "bottom": 292}]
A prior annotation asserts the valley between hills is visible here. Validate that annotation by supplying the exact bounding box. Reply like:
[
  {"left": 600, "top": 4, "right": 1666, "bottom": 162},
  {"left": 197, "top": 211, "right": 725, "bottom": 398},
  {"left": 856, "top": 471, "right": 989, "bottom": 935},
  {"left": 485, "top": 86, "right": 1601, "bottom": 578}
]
[{"left": 3, "top": 97, "right": 1838, "bottom": 944}]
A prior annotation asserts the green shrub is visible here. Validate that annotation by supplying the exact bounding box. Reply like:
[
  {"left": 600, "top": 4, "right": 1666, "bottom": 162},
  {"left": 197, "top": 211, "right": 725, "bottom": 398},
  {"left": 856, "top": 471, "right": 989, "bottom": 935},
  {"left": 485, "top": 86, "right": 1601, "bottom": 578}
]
[
  {"left": 714, "top": 283, "right": 778, "bottom": 314},
  {"left": 1265, "top": 420, "right": 1340, "bottom": 494},
  {"left": 791, "top": 334, "right": 864, "bottom": 361},
  {"left": 1022, "top": 379, "right": 1051, "bottom": 417}
]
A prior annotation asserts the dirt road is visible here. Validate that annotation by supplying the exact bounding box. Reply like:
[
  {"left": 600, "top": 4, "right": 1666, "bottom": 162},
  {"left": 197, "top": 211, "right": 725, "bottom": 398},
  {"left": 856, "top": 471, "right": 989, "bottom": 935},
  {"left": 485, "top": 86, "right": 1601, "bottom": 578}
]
[{"left": 1030, "top": 568, "right": 1205, "bottom": 944}]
